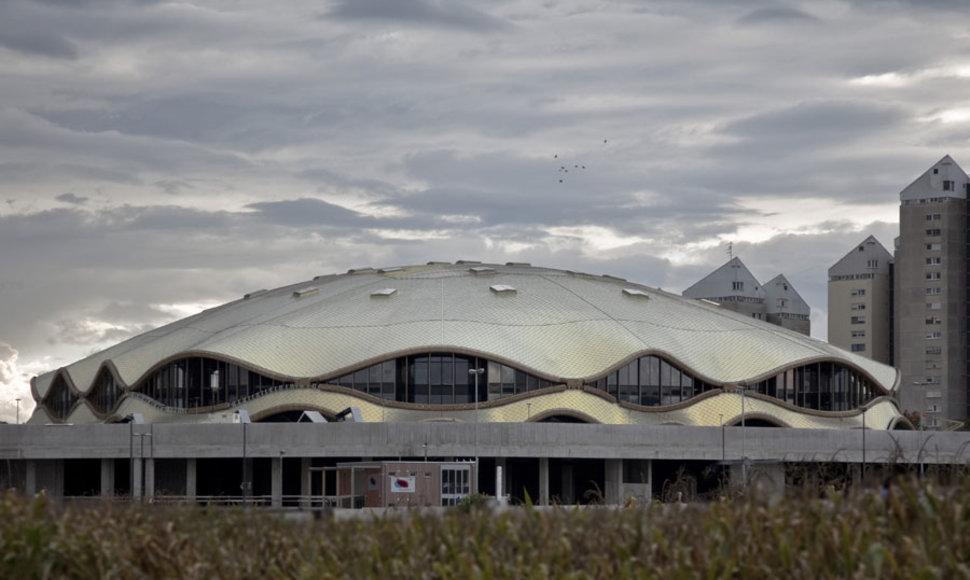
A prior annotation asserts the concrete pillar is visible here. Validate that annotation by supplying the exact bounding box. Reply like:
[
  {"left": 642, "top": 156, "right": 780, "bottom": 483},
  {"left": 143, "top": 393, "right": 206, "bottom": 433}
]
[
  {"left": 144, "top": 459, "right": 155, "bottom": 500},
  {"left": 604, "top": 459, "right": 623, "bottom": 506},
  {"left": 100, "top": 458, "right": 115, "bottom": 497},
  {"left": 538, "top": 457, "right": 549, "bottom": 506},
  {"left": 561, "top": 463, "right": 574, "bottom": 504},
  {"left": 186, "top": 458, "right": 197, "bottom": 500},
  {"left": 495, "top": 457, "right": 507, "bottom": 499},
  {"left": 300, "top": 458, "right": 311, "bottom": 508},
  {"left": 271, "top": 456, "right": 283, "bottom": 508},
  {"left": 132, "top": 458, "right": 143, "bottom": 500},
  {"left": 25, "top": 459, "right": 37, "bottom": 497}
]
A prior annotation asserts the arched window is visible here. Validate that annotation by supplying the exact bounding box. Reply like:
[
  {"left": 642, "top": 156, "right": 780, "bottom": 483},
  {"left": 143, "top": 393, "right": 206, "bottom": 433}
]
[
  {"left": 43, "top": 375, "right": 78, "bottom": 420},
  {"left": 134, "top": 357, "right": 292, "bottom": 410},
  {"left": 747, "top": 361, "right": 877, "bottom": 411},
  {"left": 589, "top": 355, "right": 716, "bottom": 406},
  {"left": 89, "top": 368, "right": 121, "bottom": 414},
  {"left": 324, "top": 353, "right": 555, "bottom": 405}
]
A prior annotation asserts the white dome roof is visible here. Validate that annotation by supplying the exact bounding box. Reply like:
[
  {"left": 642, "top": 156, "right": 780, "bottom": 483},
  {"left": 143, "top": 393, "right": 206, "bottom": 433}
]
[{"left": 33, "top": 262, "right": 898, "bottom": 399}]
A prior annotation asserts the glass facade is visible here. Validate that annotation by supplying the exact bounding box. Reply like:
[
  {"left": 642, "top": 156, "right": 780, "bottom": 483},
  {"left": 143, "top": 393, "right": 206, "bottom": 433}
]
[
  {"left": 42, "top": 375, "right": 78, "bottom": 420},
  {"left": 329, "top": 353, "right": 555, "bottom": 405},
  {"left": 589, "top": 355, "right": 716, "bottom": 406},
  {"left": 588, "top": 355, "right": 879, "bottom": 412},
  {"left": 746, "top": 361, "right": 877, "bottom": 412},
  {"left": 90, "top": 369, "right": 121, "bottom": 414},
  {"left": 48, "top": 352, "right": 883, "bottom": 419}
]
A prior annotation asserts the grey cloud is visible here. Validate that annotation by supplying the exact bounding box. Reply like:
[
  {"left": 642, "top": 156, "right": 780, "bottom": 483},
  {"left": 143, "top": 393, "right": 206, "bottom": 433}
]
[
  {"left": 723, "top": 101, "right": 905, "bottom": 145},
  {"left": 708, "top": 102, "right": 911, "bottom": 177},
  {"left": 54, "top": 164, "right": 141, "bottom": 185},
  {"left": 55, "top": 193, "right": 88, "bottom": 205},
  {"left": 0, "top": 29, "right": 77, "bottom": 59},
  {"left": 735, "top": 7, "right": 819, "bottom": 25},
  {"left": 244, "top": 198, "right": 376, "bottom": 228},
  {"left": 35, "top": 0, "right": 163, "bottom": 6},
  {"left": 847, "top": 0, "right": 970, "bottom": 11},
  {"left": 49, "top": 318, "right": 156, "bottom": 347},
  {"left": 34, "top": 97, "right": 262, "bottom": 146},
  {"left": 0, "top": 108, "right": 252, "bottom": 175},
  {"left": 326, "top": 0, "right": 506, "bottom": 32},
  {"left": 396, "top": 150, "right": 745, "bottom": 236},
  {"left": 155, "top": 180, "right": 194, "bottom": 195}
]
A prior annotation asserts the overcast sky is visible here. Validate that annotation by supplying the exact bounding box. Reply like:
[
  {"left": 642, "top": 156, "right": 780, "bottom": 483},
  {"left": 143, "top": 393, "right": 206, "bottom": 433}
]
[{"left": 2, "top": 0, "right": 968, "bottom": 422}]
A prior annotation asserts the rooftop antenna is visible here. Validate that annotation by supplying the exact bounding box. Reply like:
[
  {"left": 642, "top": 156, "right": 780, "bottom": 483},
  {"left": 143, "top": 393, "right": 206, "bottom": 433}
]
[{"left": 726, "top": 242, "right": 733, "bottom": 260}]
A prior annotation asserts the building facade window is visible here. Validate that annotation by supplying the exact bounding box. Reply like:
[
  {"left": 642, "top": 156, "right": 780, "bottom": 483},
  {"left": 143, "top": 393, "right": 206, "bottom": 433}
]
[
  {"left": 927, "top": 302, "right": 942, "bottom": 310},
  {"left": 850, "top": 316, "right": 866, "bottom": 324},
  {"left": 943, "top": 180, "right": 954, "bottom": 191},
  {"left": 926, "top": 229, "right": 941, "bottom": 236},
  {"left": 926, "top": 257, "right": 942, "bottom": 265},
  {"left": 926, "top": 213, "right": 941, "bottom": 221},
  {"left": 850, "top": 288, "right": 866, "bottom": 297},
  {"left": 926, "top": 287, "right": 942, "bottom": 295},
  {"left": 865, "top": 259, "right": 879, "bottom": 268},
  {"left": 591, "top": 355, "right": 714, "bottom": 406},
  {"left": 926, "top": 272, "right": 942, "bottom": 280},
  {"left": 851, "top": 303, "right": 866, "bottom": 311},
  {"left": 925, "top": 243, "right": 941, "bottom": 251},
  {"left": 925, "top": 316, "right": 942, "bottom": 325},
  {"left": 926, "top": 346, "right": 942, "bottom": 355},
  {"left": 732, "top": 281, "right": 743, "bottom": 291},
  {"left": 744, "top": 361, "right": 878, "bottom": 412},
  {"left": 926, "top": 331, "right": 943, "bottom": 340},
  {"left": 851, "top": 330, "right": 866, "bottom": 338},
  {"left": 851, "top": 344, "right": 866, "bottom": 352}
]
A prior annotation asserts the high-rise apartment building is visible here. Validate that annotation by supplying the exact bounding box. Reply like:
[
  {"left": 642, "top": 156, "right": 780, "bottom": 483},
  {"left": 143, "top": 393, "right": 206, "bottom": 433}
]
[
  {"left": 894, "top": 155, "right": 970, "bottom": 427},
  {"left": 683, "top": 257, "right": 810, "bottom": 335},
  {"left": 828, "top": 236, "right": 893, "bottom": 365}
]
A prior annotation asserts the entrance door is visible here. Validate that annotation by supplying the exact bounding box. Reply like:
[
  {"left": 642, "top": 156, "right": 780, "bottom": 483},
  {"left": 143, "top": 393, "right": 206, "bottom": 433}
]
[{"left": 441, "top": 465, "right": 471, "bottom": 506}]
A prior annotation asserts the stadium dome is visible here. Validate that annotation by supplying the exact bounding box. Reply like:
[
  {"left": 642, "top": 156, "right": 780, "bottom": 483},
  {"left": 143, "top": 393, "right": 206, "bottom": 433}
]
[{"left": 30, "top": 262, "right": 904, "bottom": 429}]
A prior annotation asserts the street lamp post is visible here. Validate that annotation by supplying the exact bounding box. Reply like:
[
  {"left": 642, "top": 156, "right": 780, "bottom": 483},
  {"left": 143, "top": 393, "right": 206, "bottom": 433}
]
[
  {"left": 134, "top": 432, "right": 152, "bottom": 503},
  {"left": 861, "top": 406, "right": 867, "bottom": 482},
  {"left": 469, "top": 367, "right": 485, "bottom": 462},
  {"left": 14, "top": 398, "right": 20, "bottom": 425},
  {"left": 737, "top": 385, "right": 747, "bottom": 487}
]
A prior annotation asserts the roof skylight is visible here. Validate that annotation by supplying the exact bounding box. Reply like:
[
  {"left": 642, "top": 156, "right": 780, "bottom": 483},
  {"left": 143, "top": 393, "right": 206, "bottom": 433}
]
[
  {"left": 293, "top": 287, "right": 319, "bottom": 299},
  {"left": 622, "top": 288, "right": 650, "bottom": 299}
]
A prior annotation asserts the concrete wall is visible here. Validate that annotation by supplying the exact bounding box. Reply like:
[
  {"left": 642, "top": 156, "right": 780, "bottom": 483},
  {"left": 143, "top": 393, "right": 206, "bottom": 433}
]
[{"left": 1, "top": 423, "right": 969, "bottom": 466}]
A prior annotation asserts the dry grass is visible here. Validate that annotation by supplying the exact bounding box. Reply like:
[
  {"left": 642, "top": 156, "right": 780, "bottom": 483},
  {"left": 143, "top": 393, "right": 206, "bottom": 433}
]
[{"left": 1, "top": 477, "right": 968, "bottom": 579}]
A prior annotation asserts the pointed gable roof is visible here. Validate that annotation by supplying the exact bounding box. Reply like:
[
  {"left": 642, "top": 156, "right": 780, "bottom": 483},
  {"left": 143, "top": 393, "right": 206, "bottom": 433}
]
[
  {"left": 763, "top": 274, "right": 810, "bottom": 316},
  {"left": 829, "top": 235, "right": 892, "bottom": 278},
  {"left": 900, "top": 155, "right": 969, "bottom": 202},
  {"left": 682, "top": 257, "right": 765, "bottom": 301}
]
